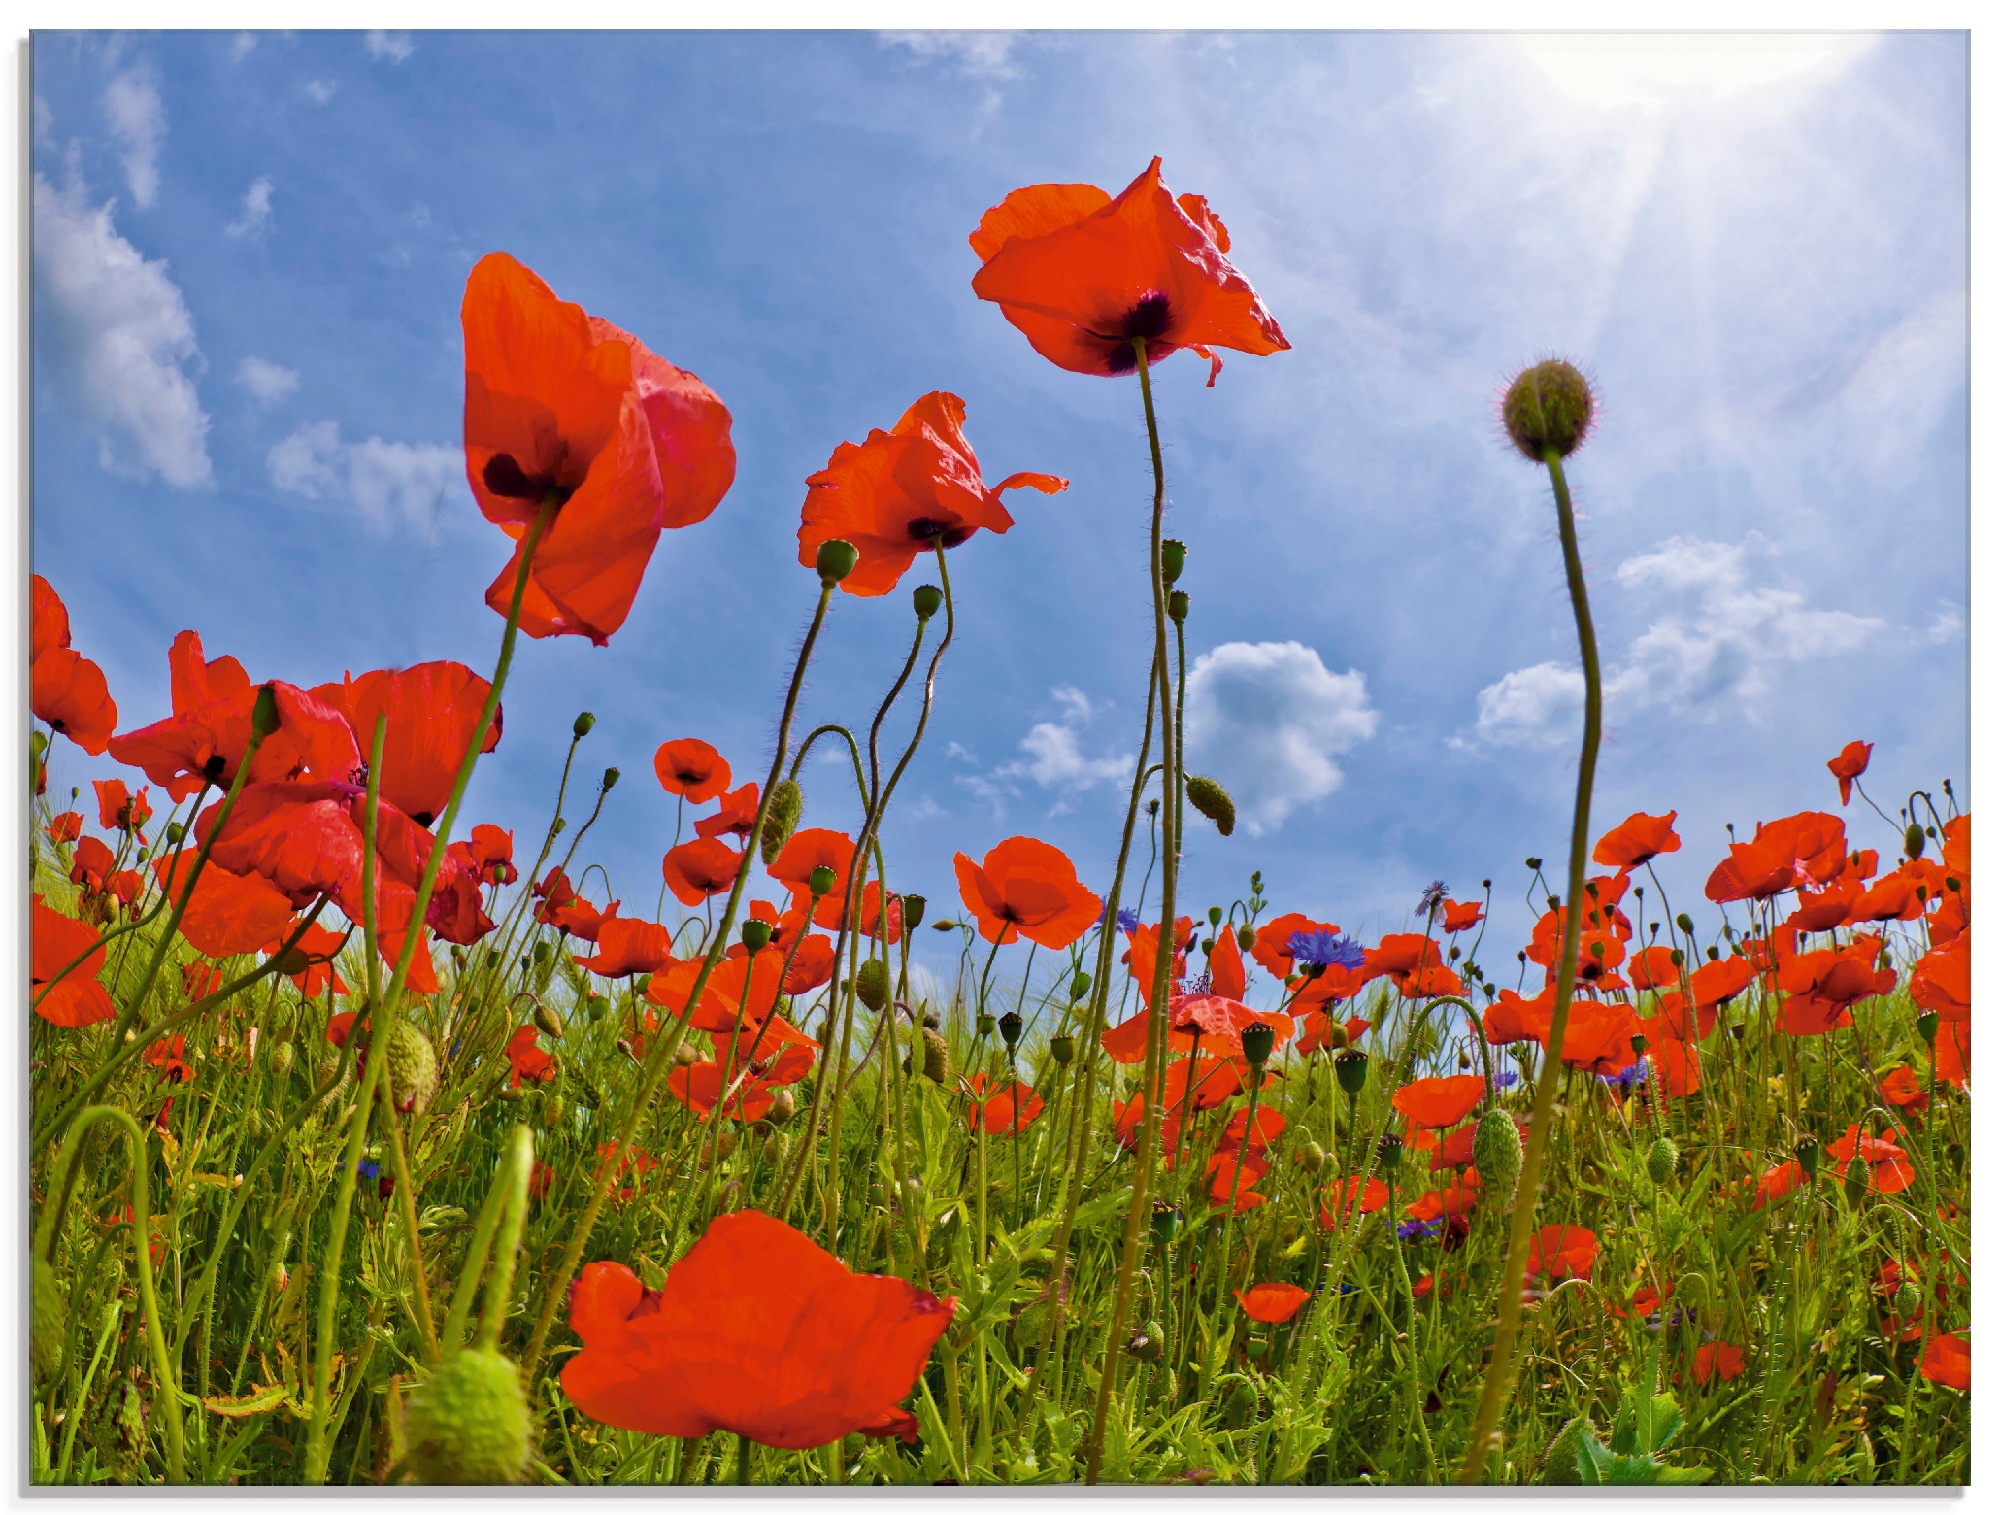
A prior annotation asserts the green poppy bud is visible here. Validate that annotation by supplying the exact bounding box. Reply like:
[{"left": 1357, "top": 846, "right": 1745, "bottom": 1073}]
[
  {"left": 573, "top": 711, "right": 596, "bottom": 738},
  {"left": 740, "top": 918, "right": 774, "bottom": 955},
  {"left": 1208, "top": 905, "right": 1224, "bottom": 927},
  {"left": 1161, "top": 539, "right": 1187, "bottom": 585},
  {"left": 1917, "top": 1011, "right": 1940, "bottom": 1046},
  {"left": 586, "top": 993, "right": 610, "bottom": 1023},
  {"left": 1127, "top": 1324, "right": 1165, "bottom": 1364},
  {"left": 632, "top": 973, "right": 652, "bottom": 997},
  {"left": 913, "top": 584, "right": 943, "bottom": 620},
  {"left": 807, "top": 864, "right": 838, "bottom": 898},
  {"left": 1844, "top": 1152, "right": 1869, "bottom": 1206},
  {"left": 1168, "top": 589, "right": 1190, "bottom": 624},
  {"left": 251, "top": 682, "right": 282, "bottom": 739},
  {"left": 1541, "top": 1415, "right": 1593, "bottom": 1485},
  {"left": 539, "top": 1094, "right": 566, "bottom": 1130},
  {"left": 1186, "top": 775, "right": 1236, "bottom": 837},
  {"left": 998, "top": 1010, "right": 1024, "bottom": 1049},
  {"left": 1904, "top": 823, "right": 1926, "bottom": 860},
  {"left": 165, "top": 821, "right": 185, "bottom": 845},
  {"left": 921, "top": 1026, "right": 951, "bottom": 1084},
  {"left": 1296, "top": 1140, "right": 1328, "bottom": 1174},
  {"left": 1645, "top": 1135, "right": 1679, "bottom": 1187},
  {"left": 1476, "top": 1108, "right": 1523, "bottom": 1200},
  {"left": 1894, "top": 1282, "right": 1919, "bottom": 1319},
  {"left": 533, "top": 1002, "right": 565, "bottom": 1040},
  {"left": 1220, "top": 1377, "right": 1260, "bottom": 1430},
  {"left": 765, "top": 1085, "right": 796, "bottom": 1124},
  {"left": 1049, "top": 1034, "right": 1074, "bottom": 1065},
  {"left": 1240, "top": 1021, "right": 1275, "bottom": 1068},
  {"left": 1675, "top": 913, "right": 1695, "bottom": 936},
  {"left": 271, "top": 1040, "right": 295, "bottom": 1077},
  {"left": 855, "top": 959, "right": 890, "bottom": 1013},
  {"left": 1502, "top": 359, "right": 1595, "bottom": 461},
  {"left": 1794, "top": 1135, "right": 1820, "bottom": 1181},
  {"left": 816, "top": 538, "right": 859, "bottom": 586},
  {"left": 1237, "top": 923, "right": 1256, "bottom": 950},
  {"left": 1334, "top": 1047, "right": 1369, "bottom": 1096},
  {"left": 384, "top": 1022, "right": 440, "bottom": 1116},
  {"left": 405, "top": 1348, "right": 531, "bottom": 1485},
  {"left": 901, "top": 894, "right": 926, "bottom": 929}
]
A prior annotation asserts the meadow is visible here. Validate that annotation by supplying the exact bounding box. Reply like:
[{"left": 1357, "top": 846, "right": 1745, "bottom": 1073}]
[{"left": 27, "top": 157, "right": 1969, "bottom": 1487}]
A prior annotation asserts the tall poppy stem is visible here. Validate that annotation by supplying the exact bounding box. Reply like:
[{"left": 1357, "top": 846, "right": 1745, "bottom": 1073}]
[
  {"left": 1086, "top": 335, "right": 1177, "bottom": 1485},
  {"left": 1455, "top": 449, "right": 1602, "bottom": 1483}
]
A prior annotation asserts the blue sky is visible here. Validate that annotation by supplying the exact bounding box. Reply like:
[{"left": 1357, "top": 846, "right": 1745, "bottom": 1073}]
[{"left": 31, "top": 30, "right": 1968, "bottom": 998}]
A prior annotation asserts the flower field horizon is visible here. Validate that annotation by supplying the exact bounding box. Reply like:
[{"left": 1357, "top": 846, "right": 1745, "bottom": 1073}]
[{"left": 27, "top": 30, "right": 1969, "bottom": 1490}]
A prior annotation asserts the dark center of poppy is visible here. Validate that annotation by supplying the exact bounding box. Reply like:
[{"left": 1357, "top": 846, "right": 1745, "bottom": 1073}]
[
  {"left": 411, "top": 810, "right": 436, "bottom": 828},
  {"left": 483, "top": 453, "right": 577, "bottom": 507},
  {"left": 202, "top": 754, "right": 228, "bottom": 781},
  {"left": 905, "top": 517, "right": 973, "bottom": 551}
]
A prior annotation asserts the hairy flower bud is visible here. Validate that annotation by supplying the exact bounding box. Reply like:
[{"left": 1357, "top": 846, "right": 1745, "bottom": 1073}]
[
  {"left": 1844, "top": 1152, "right": 1869, "bottom": 1206},
  {"left": 1296, "top": 1140, "right": 1328, "bottom": 1174},
  {"left": 1476, "top": 1108, "right": 1523, "bottom": 1200},
  {"left": 271, "top": 1040, "right": 295, "bottom": 1077},
  {"left": 1646, "top": 1135, "right": 1679, "bottom": 1187},
  {"left": 1503, "top": 359, "right": 1594, "bottom": 461},
  {"left": 855, "top": 959, "right": 890, "bottom": 1013},
  {"left": 32, "top": 1258, "right": 65, "bottom": 1383},
  {"left": 405, "top": 1348, "right": 531, "bottom": 1485},
  {"left": 1186, "top": 775, "right": 1236, "bottom": 838},
  {"left": 757, "top": 778, "right": 803, "bottom": 865},
  {"left": 539, "top": 1094, "right": 566, "bottom": 1130},
  {"left": 765, "top": 1085, "right": 796, "bottom": 1123},
  {"left": 533, "top": 1001, "right": 565, "bottom": 1041},
  {"left": 384, "top": 1022, "right": 439, "bottom": 1116},
  {"left": 921, "top": 1026, "right": 951, "bottom": 1085},
  {"left": 816, "top": 538, "right": 859, "bottom": 586}
]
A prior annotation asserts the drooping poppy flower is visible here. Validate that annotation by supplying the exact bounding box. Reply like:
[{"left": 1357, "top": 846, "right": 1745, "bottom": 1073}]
[
  {"left": 31, "top": 626, "right": 119, "bottom": 756},
  {"left": 69, "top": 836, "right": 117, "bottom": 893},
  {"left": 797, "top": 392, "right": 1066, "bottom": 597},
  {"left": 1206, "top": 924, "right": 1247, "bottom": 998},
  {"left": 576, "top": 917, "right": 678, "bottom": 979},
  {"left": 1249, "top": 912, "right": 1336, "bottom": 979},
  {"left": 1439, "top": 899, "right": 1484, "bottom": 933},
  {"left": 448, "top": 823, "right": 518, "bottom": 886},
  {"left": 1319, "top": 1175, "right": 1389, "bottom": 1228},
  {"left": 45, "top": 811, "right": 83, "bottom": 845},
  {"left": 504, "top": 1024, "right": 558, "bottom": 1087},
  {"left": 1691, "top": 1343, "right": 1747, "bottom": 1385},
  {"left": 1705, "top": 811, "right": 1849, "bottom": 903},
  {"left": 308, "top": 662, "right": 501, "bottom": 827},
  {"left": 963, "top": 1075, "right": 1045, "bottom": 1135},
  {"left": 1527, "top": 1224, "right": 1597, "bottom": 1282},
  {"left": 969, "top": 158, "right": 1289, "bottom": 386},
  {"left": 694, "top": 782, "right": 761, "bottom": 844},
  {"left": 1827, "top": 1124, "right": 1915, "bottom": 1195},
  {"left": 1592, "top": 811, "right": 1681, "bottom": 873},
  {"left": 31, "top": 895, "right": 117, "bottom": 1027},
  {"left": 661, "top": 837, "right": 744, "bottom": 908},
  {"left": 1235, "top": 1282, "right": 1310, "bottom": 1324},
  {"left": 462, "top": 252, "right": 736, "bottom": 645},
  {"left": 654, "top": 739, "right": 732, "bottom": 804},
  {"left": 1392, "top": 1074, "right": 1486, "bottom": 1130},
  {"left": 562, "top": 1210, "right": 955, "bottom": 1448},
  {"left": 1921, "top": 1332, "right": 1970, "bottom": 1392},
  {"left": 1826, "top": 741, "right": 1872, "bottom": 806},
  {"left": 93, "top": 779, "right": 152, "bottom": 836},
  {"left": 952, "top": 836, "right": 1102, "bottom": 950}
]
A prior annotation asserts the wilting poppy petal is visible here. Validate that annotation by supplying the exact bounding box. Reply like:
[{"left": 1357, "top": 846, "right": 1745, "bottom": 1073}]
[{"left": 1826, "top": 741, "right": 1872, "bottom": 806}]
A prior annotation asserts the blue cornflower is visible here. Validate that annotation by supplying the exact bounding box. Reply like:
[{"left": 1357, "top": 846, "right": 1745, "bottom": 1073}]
[
  {"left": 1417, "top": 880, "right": 1449, "bottom": 919},
  {"left": 1491, "top": 1069, "right": 1520, "bottom": 1089},
  {"left": 1116, "top": 908, "right": 1142, "bottom": 935},
  {"left": 1601, "top": 1058, "right": 1650, "bottom": 1092},
  {"left": 356, "top": 1159, "right": 381, "bottom": 1180},
  {"left": 1288, "top": 930, "right": 1365, "bottom": 970},
  {"left": 1396, "top": 1217, "right": 1444, "bottom": 1241}
]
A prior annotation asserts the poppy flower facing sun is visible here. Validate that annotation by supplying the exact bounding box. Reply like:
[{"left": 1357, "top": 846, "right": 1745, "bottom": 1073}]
[
  {"left": 969, "top": 158, "right": 1289, "bottom": 385},
  {"left": 951, "top": 835, "right": 1102, "bottom": 949},
  {"left": 562, "top": 1210, "right": 954, "bottom": 1449}
]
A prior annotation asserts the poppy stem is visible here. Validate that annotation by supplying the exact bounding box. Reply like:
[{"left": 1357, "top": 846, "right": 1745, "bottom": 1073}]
[
  {"left": 1087, "top": 334, "right": 1179, "bottom": 1486},
  {"left": 1455, "top": 449, "right": 1603, "bottom": 1484},
  {"left": 736, "top": 1432, "right": 753, "bottom": 1487}
]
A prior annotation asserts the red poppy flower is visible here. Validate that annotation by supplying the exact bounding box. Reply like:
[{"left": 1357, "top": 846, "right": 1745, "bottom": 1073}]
[
  {"left": 1609, "top": 1279, "right": 1674, "bottom": 1320},
  {"left": 668, "top": 1060, "right": 783, "bottom": 1123},
  {"left": 963, "top": 1075, "right": 1045, "bottom": 1135},
  {"left": 93, "top": 778, "right": 152, "bottom": 835},
  {"left": 1688, "top": 956, "right": 1753, "bottom": 1011},
  {"left": 462, "top": 252, "right": 735, "bottom": 645},
  {"left": 309, "top": 662, "right": 500, "bottom": 827},
  {"left": 32, "top": 641, "right": 120, "bottom": 757},
  {"left": 1392, "top": 1074, "right": 1485, "bottom": 1130},
  {"left": 144, "top": 1033, "right": 193, "bottom": 1084},
  {"left": 1691, "top": 1343, "right": 1746, "bottom": 1385},
  {"left": 180, "top": 961, "right": 225, "bottom": 1000},
  {"left": 1220, "top": 1104, "right": 1286, "bottom": 1156},
  {"left": 1827, "top": 1124, "right": 1915, "bottom": 1195},
  {"left": 1483, "top": 986, "right": 1553, "bottom": 1045},
  {"left": 711, "top": 1014, "right": 819, "bottom": 1088},
  {"left": 654, "top": 739, "right": 732, "bottom": 804},
  {"left": 1749, "top": 1159, "right": 1810, "bottom": 1209},
  {"left": 767, "top": 826, "right": 853, "bottom": 901},
  {"left": 1206, "top": 1150, "right": 1269, "bottom": 1212},
  {"left": 1776, "top": 937, "right": 1894, "bottom": 1034},
  {"left": 797, "top": 392, "right": 1066, "bottom": 597},
  {"left": 649, "top": 951, "right": 786, "bottom": 1033},
  {"left": 592, "top": 1141, "right": 659, "bottom": 1203},
  {"left": 534, "top": 867, "right": 618, "bottom": 941},
  {"left": 1527, "top": 1224, "right": 1597, "bottom": 1282},
  {"left": 1405, "top": 1169, "right": 1483, "bottom": 1223},
  {"left": 1705, "top": 811, "right": 1848, "bottom": 902},
  {"left": 952, "top": 836, "right": 1102, "bottom": 949},
  {"left": 1550, "top": 999, "right": 1640, "bottom": 1076},
  {"left": 1235, "top": 1282, "right": 1310, "bottom": 1324},
  {"left": 1296, "top": 1009, "right": 1370, "bottom": 1054},
  {"left": 1205, "top": 924, "right": 1247, "bottom": 998},
  {"left": 506, "top": 1024, "right": 559, "bottom": 1087},
  {"left": 1248, "top": 912, "right": 1336, "bottom": 979},
  {"left": 1784, "top": 875, "right": 1864, "bottom": 933},
  {"left": 730, "top": 906, "right": 838, "bottom": 994},
  {"left": 1439, "top": 899, "right": 1484, "bottom": 933},
  {"left": 694, "top": 782, "right": 761, "bottom": 844},
  {"left": 1879, "top": 1064, "right": 1928, "bottom": 1113},
  {"left": 1638, "top": 1023, "right": 1701, "bottom": 1098},
  {"left": 1525, "top": 899, "right": 1631, "bottom": 980},
  {"left": 1826, "top": 741, "right": 1872, "bottom": 806},
  {"left": 1161, "top": 1052, "right": 1256, "bottom": 1112},
  {"left": 1124, "top": 916, "right": 1196, "bottom": 993},
  {"left": 1625, "top": 945, "right": 1677, "bottom": 991},
  {"left": 46, "top": 811, "right": 83, "bottom": 844},
  {"left": 1409, "top": 1122, "right": 1474, "bottom": 1170},
  {"left": 269, "top": 921, "right": 350, "bottom": 997},
  {"left": 449, "top": 823, "right": 518, "bottom": 886},
  {"left": 562, "top": 1210, "right": 955, "bottom": 1447},
  {"left": 1319, "top": 1175, "right": 1389, "bottom": 1228},
  {"left": 69, "top": 836, "right": 116, "bottom": 893},
  {"left": 856, "top": 1406, "right": 920, "bottom": 1445},
  {"left": 152, "top": 853, "right": 297, "bottom": 960},
  {"left": 969, "top": 157, "right": 1289, "bottom": 386},
  {"left": 31, "top": 895, "right": 117, "bottom": 1027},
  {"left": 1592, "top": 811, "right": 1681, "bottom": 872},
  {"left": 1921, "top": 1332, "right": 1970, "bottom": 1392},
  {"left": 1108, "top": 1094, "right": 1185, "bottom": 1162},
  {"left": 662, "top": 837, "right": 744, "bottom": 907},
  {"left": 575, "top": 917, "right": 677, "bottom": 979},
  {"left": 1910, "top": 933, "right": 1969, "bottom": 1022}
]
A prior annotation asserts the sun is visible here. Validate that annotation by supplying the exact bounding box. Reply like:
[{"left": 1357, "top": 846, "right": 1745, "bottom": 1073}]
[{"left": 1515, "top": 32, "right": 1878, "bottom": 111}]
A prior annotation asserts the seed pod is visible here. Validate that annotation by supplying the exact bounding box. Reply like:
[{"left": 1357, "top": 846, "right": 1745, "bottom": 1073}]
[
  {"left": 573, "top": 711, "right": 596, "bottom": 738},
  {"left": 1541, "top": 1415, "right": 1593, "bottom": 1485},
  {"left": 1502, "top": 359, "right": 1594, "bottom": 461},
  {"left": 816, "top": 538, "right": 859, "bottom": 586},
  {"left": 807, "top": 864, "right": 838, "bottom": 898},
  {"left": 601, "top": 767, "right": 620, "bottom": 792},
  {"left": 1049, "top": 1034, "right": 1074, "bottom": 1066},
  {"left": 921, "top": 1026, "right": 951, "bottom": 1085},
  {"left": 250, "top": 682, "right": 283, "bottom": 739},
  {"left": 761, "top": 779, "right": 803, "bottom": 864},
  {"left": 1334, "top": 1047, "right": 1369, "bottom": 1096},
  {"left": 1916, "top": 1011, "right": 1939, "bottom": 1046},
  {"left": 1185, "top": 775, "right": 1236, "bottom": 837},
  {"left": 855, "top": 959, "right": 890, "bottom": 1013},
  {"left": 405, "top": 1348, "right": 531, "bottom": 1485},
  {"left": 1161, "top": 539, "right": 1187, "bottom": 585},
  {"left": 1476, "top": 1108, "right": 1523, "bottom": 1200},
  {"left": 1645, "top": 1135, "right": 1679, "bottom": 1187},
  {"left": 740, "top": 918, "right": 774, "bottom": 956},
  {"left": 1240, "top": 1021, "right": 1275, "bottom": 1067},
  {"left": 975, "top": 1013, "right": 996, "bottom": 1039},
  {"left": 902, "top": 894, "right": 927, "bottom": 930},
  {"left": 1795, "top": 1136, "right": 1820, "bottom": 1181},
  {"left": 1375, "top": 1133, "right": 1403, "bottom": 1176},
  {"left": 31, "top": 1257, "right": 65, "bottom": 1383},
  {"left": 383, "top": 1022, "right": 440, "bottom": 1116},
  {"left": 998, "top": 1010, "right": 1023, "bottom": 1049},
  {"left": 1168, "top": 589, "right": 1190, "bottom": 623},
  {"left": 912, "top": 583, "right": 943, "bottom": 620}
]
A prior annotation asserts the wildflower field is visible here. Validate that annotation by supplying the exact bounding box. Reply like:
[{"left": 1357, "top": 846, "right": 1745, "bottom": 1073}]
[{"left": 27, "top": 150, "right": 1970, "bottom": 1489}]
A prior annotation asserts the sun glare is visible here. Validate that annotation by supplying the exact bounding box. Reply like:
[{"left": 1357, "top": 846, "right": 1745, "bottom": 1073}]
[{"left": 1516, "top": 32, "right": 1878, "bottom": 110}]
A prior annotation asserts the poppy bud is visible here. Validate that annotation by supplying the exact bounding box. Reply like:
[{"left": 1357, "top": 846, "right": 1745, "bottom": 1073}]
[
  {"left": 586, "top": 994, "right": 610, "bottom": 1023},
  {"left": 32, "top": 1257, "right": 65, "bottom": 1384},
  {"left": 1237, "top": 923, "right": 1256, "bottom": 950},
  {"left": 1069, "top": 969, "right": 1092, "bottom": 1002},
  {"left": 754, "top": 779, "right": 804, "bottom": 866},
  {"left": 1320, "top": 1021, "right": 1351, "bottom": 1052},
  {"left": 405, "top": 1347, "right": 531, "bottom": 1485},
  {"left": 1843, "top": 1152, "right": 1869, "bottom": 1206},
  {"left": 1502, "top": 359, "right": 1594, "bottom": 461},
  {"left": 1541, "top": 1415, "right": 1594, "bottom": 1485},
  {"left": 1375, "top": 1133, "right": 1403, "bottom": 1176},
  {"left": 902, "top": 894, "right": 926, "bottom": 929},
  {"left": 1644, "top": 1135, "right": 1678, "bottom": 1187},
  {"left": 740, "top": 918, "right": 774, "bottom": 955},
  {"left": 1168, "top": 589, "right": 1190, "bottom": 624},
  {"left": 1049, "top": 1034, "right": 1074, "bottom": 1065},
  {"left": 807, "top": 864, "right": 838, "bottom": 898},
  {"left": 976, "top": 1013, "right": 996, "bottom": 1038},
  {"left": 1475, "top": 1108, "right": 1523, "bottom": 1200},
  {"left": 1219, "top": 1377, "right": 1260, "bottom": 1430},
  {"left": 601, "top": 767, "right": 620, "bottom": 791},
  {"left": 1334, "top": 1047, "right": 1368, "bottom": 1096},
  {"left": 856, "top": 959, "right": 890, "bottom": 1013},
  {"left": 1127, "top": 1325, "right": 1164, "bottom": 1364},
  {"left": 1296, "top": 1140, "right": 1328, "bottom": 1174},
  {"left": 913, "top": 584, "right": 943, "bottom": 620},
  {"left": 1894, "top": 1282, "right": 1919, "bottom": 1319},
  {"left": 632, "top": 974, "right": 652, "bottom": 997},
  {"left": 1186, "top": 775, "right": 1236, "bottom": 837},
  {"left": 1916, "top": 1011, "right": 1939, "bottom": 1046},
  {"left": 921, "top": 1026, "right": 951, "bottom": 1084},
  {"left": 539, "top": 1094, "right": 566, "bottom": 1130},
  {"left": 998, "top": 1010, "right": 1024, "bottom": 1049},
  {"left": 384, "top": 1022, "right": 440, "bottom": 1116},
  {"left": 765, "top": 1085, "right": 796, "bottom": 1123},
  {"left": 271, "top": 1040, "right": 295, "bottom": 1077},
  {"left": 816, "top": 538, "right": 859, "bottom": 586},
  {"left": 1902, "top": 823, "right": 1926, "bottom": 860},
  {"left": 1675, "top": 913, "right": 1695, "bottom": 936},
  {"left": 251, "top": 682, "right": 282, "bottom": 740},
  {"left": 1240, "top": 1021, "right": 1275, "bottom": 1068},
  {"left": 573, "top": 711, "right": 595, "bottom": 738},
  {"left": 674, "top": 1037, "right": 703, "bottom": 1066},
  {"left": 163, "top": 820, "right": 185, "bottom": 846},
  {"left": 1161, "top": 539, "right": 1187, "bottom": 585},
  {"left": 1794, "top": 1135, "right": 1820, "bottom": 1181},
  {"left": 534, "top": 1002, "right": 565, "bottom": 1040},
  {"left": 762, "top": 1130, "right": 789, "bottom": 1166}
]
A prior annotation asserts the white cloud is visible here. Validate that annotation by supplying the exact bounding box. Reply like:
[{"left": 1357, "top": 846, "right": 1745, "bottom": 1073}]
[
  {"left": 1926, "top": 606, "right": 1965, "bottom": 646},
  {"left": 102, "top": 65, "right": 164, "bottom": 208},
  {"left": 33, "top": 175, "right": 211, "bottom": 487},
  {"left": 304, "top": 80, "right": 338, "bottom": 104},
  {"left": 879, "top": 32, "right": 1016, "bottom": 77},
  {"left": 268, "top": 421, "right": 462, "bottom": 531},
  {"left": 365, "top": 31, "right": 415, "bottom": 63},
  {"left": 226, "top": 176, "right": 274, "bottom": 237},
  {"left": 234, "top": 355, "right": 298, "bottom": 406},
  {"left": 958, "top": 688, "right": 1130, "bottom": 816},
  {"left": 1183, "top": 641, "right": 1380, "bottom": 835},
  {"left": 230, "top": 33, "right": 257, "bottom": 62},
  {"left": 1473, "top": 536, "right": 1884, "bottom": 745}
]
